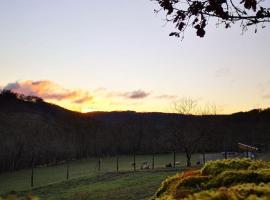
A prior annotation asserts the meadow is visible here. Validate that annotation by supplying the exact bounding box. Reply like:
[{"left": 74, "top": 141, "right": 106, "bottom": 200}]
[
  {"left": 2, "top": 153, "right": 270, "bottom": 200},
  {"left": 14, "top": 170, "right": 178, "bottom": 200},
  {"left": 0, "top": 153, "right": 199, "bottom": 195}
]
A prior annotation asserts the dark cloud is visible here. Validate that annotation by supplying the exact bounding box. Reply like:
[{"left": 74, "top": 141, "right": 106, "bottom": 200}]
[
  {"left": 123, "top": 90, "right": 150, "bottom": 99},
  {"left": 106, "top": 89, "right": 150, "bottom": 99}
]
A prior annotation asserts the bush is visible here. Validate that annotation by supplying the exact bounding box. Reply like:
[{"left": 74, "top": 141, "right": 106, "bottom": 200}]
[
  {"left": 152, "top": 159, "right": 270, "bottom": 200},
  {"left": 201, "top": 158, "right": 270, "bottom": 176},
  {"left": 177, "top": 175, "right": 210, "bottom": 189},
  {"left": 185, "top": 183, "right": 270, "bottom": 200},
  {"left": 153, "top": 169, "right": 201, "bottom": 199},
  {"left": 154, "top": 172, "right": 183, "bottom": 199},
  {"left": 206, "top": 169, "right": 270, "bottom": 188}
]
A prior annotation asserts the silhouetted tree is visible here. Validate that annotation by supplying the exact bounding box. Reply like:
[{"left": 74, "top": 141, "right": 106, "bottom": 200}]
[
  {"left": 171, "top": 98, "right": 216, "bottom": 167},
  {"left": 152, "top": 0, "right": 270, "bottom": 38},
  {"left": 0, "top": 90, "right": 18, "bottom": 100},
  {"left": 1, "top": 91, "right": 270, "bottom": 172}
]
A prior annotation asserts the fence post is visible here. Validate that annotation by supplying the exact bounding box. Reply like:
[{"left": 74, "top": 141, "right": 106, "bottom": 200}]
[
  {"left": 152, "top": 153, "right": 155, "bottom": 169},
  {"left": 66, "top": 160, "right": 69, "bottom": 180},
  {"left": 224, "top": 142, "right": 228, "bottom": 159},
  {"left": 31, "top": 154, "right": 35, "bottom": 187},
  {"left": 173, "top": 151, "right": 176, "bottom": 168},
  {"left": 203, "top": 148, "right": 206, "bottom": 164},
  {"left": 116, "top": 156, "right": 119, "bottom": 172},
  {"left": 133, "top": 154, "right": 136, "bottom": 171},
  {"left": 98, "top": 156, "right": 101, "bottom": 172}
]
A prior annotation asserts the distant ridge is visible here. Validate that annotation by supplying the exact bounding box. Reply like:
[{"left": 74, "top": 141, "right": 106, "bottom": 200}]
[{"left": 0, "top": 91, "right": 270, "bottom": 172}]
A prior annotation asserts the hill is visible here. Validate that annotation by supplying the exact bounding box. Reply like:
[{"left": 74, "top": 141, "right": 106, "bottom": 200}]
[{"left": 0, "top": 90, "right": 270, "bottom": 172}]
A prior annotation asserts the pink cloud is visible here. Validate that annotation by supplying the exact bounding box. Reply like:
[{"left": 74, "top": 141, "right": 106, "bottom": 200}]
[{"left": 3, "top": 80, "right": 94, "bottom": 104}]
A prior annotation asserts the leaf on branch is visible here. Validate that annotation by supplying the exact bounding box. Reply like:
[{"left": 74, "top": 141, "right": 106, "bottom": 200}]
[
  {"left": 192, "top": 18, "right": 199, "bottom": 25},
  {"left": 196, "top": 28, "right": 206, "bottom": 37},
  {"left": 256, "top": 7, "right": 265, "bottom": 18},
  {"left": 194, "top": 24, "right": 201, "bottom": 29},
  {"left": 177, "top": 10, "right": 186, "bottom": 20},
  {"left": 178, "top": 22, "right": 186, "bottom": 31},
  {"left": 201, "top": 19, "right": 207, "bottom": 28},
  {"left": 189, "top": 1, "right": 204, "bottom": 16},
  {"left": 241, "top": 0, "right": 257, "bottom": 12},
  {"left": 173, "top": 16, "right": 179, "bottom": 23},
  {"left": 169, "top": 32, "right": 180, "bottom": 37},
  {"left": 159, "top": 0, "right": 174, "bottom": 15},
  {"left": 246, "top": 22, "right": 254, "bottom": 26},
  {"left": 225, "top": 23, "right": 231, "bottom": 28},
  {"left": 154, "top": 0, "right": 269, "bottom": 39}
]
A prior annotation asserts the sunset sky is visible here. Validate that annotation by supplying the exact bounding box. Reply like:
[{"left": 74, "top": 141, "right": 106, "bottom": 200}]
[{"left": 0, "top": 0, "right": 270, "bottom": 114}]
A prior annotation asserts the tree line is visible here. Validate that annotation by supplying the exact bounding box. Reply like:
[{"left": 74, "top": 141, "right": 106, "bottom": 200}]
[{"left": 0, "top": 90, "right": 270, "bottom": 172}]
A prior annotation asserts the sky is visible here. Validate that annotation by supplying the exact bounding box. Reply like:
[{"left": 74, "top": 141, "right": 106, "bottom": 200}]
[{"left": 0, "top": 0, "right": 269, "bottom": 114}]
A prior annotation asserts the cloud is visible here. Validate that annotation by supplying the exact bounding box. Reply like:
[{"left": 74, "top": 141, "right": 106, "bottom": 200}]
[
  {"left": 262, "top": 94, "right": 270, "bottom": 99},
  {"left": 214, "top": 68, "right": 231, "bottom": 78},
  {"left": 155, "top": 94, "right": 178, "bottom": 100},
  {"left": 73, "top": 95, "right": 93, "bottom": 104},
  {"left": 3, "top": 80, "right": 94, "bottom": 104},
  {"left": 106, "top": 89, "right": 150, "bottom": 100},
  {"left": 122, "top": 90, "right": 150, "bottom": 99}
]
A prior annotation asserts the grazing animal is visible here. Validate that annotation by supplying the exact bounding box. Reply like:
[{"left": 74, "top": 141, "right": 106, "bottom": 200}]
[
  {"left": 141, "top": 161, "right": 150, "bottom": 169},
  {"left": 165, "top": 163, "right": 172, "bottom": 168}
]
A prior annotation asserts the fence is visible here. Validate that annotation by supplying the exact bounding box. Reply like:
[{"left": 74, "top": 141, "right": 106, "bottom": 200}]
[
  {"left": 0, "top": 153, "right": 200, "bottom": 194},
  {"left": 1, "top": 152, "right": 269, "bottom": 194}
]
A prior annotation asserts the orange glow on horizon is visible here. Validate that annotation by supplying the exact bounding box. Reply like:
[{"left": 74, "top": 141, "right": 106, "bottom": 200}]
[{"left": 3, "top": 80, "right": 269, "bottom": 115}]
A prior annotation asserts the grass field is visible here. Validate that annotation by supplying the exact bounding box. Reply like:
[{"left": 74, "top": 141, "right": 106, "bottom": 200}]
[
  {"left": 0, "top": 153, "right": 200, "bottom": 195},
  {"left": 13, "top": 170, "right": 178, "bottom": 200}
]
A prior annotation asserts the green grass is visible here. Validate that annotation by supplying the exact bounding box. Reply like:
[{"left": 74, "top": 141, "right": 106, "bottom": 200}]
[
  {"left": 0, "top": 153, "right": 199, "bottom": 194},
  {"left": 256, "top": 153, "right": 270, "bottom": 162},
  {"left": 9, "top": 170, "right": 178, "bottom": 200}
]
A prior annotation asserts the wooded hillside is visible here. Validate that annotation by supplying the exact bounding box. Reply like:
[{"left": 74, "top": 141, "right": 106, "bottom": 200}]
[{"left": 0, "top": 90, "right": 270, "bottom": 172}]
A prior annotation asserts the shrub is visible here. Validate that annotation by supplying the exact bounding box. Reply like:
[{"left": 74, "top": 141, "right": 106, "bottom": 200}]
[
  {"left": 184, "top": 183, "right": 270, "bottom": 200},
  {"left": 152, "top": 159, "right": 270, "bottom": 200},
  {"left": 205, "top": 169, "right": 270, "bottom": 188},
  {"left": 154, "top": 172, "right": 183, "bottom": 199},
  {"left": 177, "top": 175, "right": 210, "bottom": 189},
  {"left": 153, "top": 169, "right": 201, "bottom": 199},
  {"left": 201, "top": 158, "right": 270, "bottom": 176}
]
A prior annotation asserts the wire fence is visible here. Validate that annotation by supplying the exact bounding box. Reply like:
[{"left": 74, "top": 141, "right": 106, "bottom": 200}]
[
  {"left": 2, "top": 151, "right": 268, "bottom": 194},
  {"left": 0, "top": 153, "right": 200, "bottom": 194}
]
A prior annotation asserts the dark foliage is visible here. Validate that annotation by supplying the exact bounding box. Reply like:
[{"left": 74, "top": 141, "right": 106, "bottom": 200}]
[
  {"left": 153, "top": 0, "right": 270, "bottom": 38},
  {"left": 0, "top": 91, "right": 270, "bottom": 172}
]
